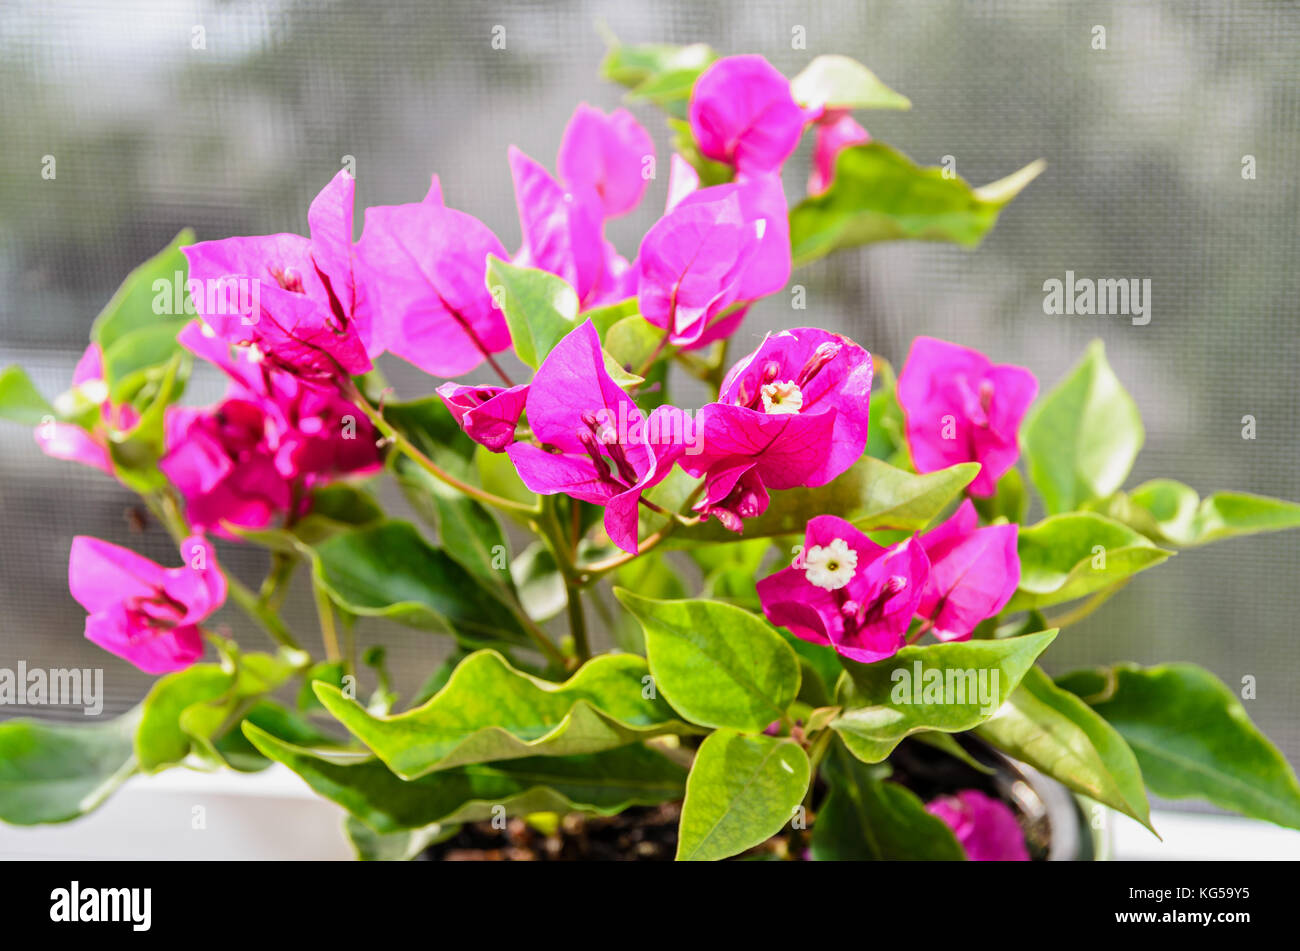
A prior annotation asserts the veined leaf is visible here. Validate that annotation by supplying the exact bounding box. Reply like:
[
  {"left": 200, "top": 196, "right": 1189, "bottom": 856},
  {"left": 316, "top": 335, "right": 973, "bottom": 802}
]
[
  {"left": 1057, "top": 663, "right": 1300, "bottom": 830},
  {"left": 789, "top": 144, "right": 1043, "bottom": 265},
  {"left": 1094, "top": 479, "right": 1300, "bottom": 548},
  {"left": 676, "top": 730, "right": 809, "bottom": 861},
  {"left": 976, "top": 665, "right": 1153, "bottom": 831},
  {"left": 831, "top": 630, "right": 1057, "bottom": 763},
  {"left": 313, "top": 650, "right": 695, "bottom": 779},
  {"left": 485, "top": 257, "right": 579, "bottom": 370}
]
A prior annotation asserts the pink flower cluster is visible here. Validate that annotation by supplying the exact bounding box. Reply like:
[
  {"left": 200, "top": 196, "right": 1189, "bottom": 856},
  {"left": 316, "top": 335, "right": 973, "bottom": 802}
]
[{"left": 42, "top": 55, "right": 1038, "bottom": 677}]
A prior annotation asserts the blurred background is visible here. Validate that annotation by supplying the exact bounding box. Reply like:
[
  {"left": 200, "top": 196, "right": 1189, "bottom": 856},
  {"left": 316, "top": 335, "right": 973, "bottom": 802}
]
[{"left": 1, "top": 0, "right": 1297, "bottom": 822}]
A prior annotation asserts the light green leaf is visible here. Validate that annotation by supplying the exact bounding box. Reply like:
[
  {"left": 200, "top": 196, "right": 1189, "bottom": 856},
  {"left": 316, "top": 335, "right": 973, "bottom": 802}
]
[
  {"left": 600, "top": 40, "right": 717, "bottom": 119},
  {"left": 1095, "top": 479, "right": 1300, "bottom": 548},
  {"left": 790, "top": 54, "right": 910, "bottom": 111},
  {"left": 811, "top": 744, "right": 965, "bottom": 860},
  {"left": 669, "top": 457, "right": 978, "bottom": 546},
  {"left": 1057, "top": 663, "right": 1300, "bottom": 830},
  {"left": 485, "top": 257, "right": 579, "bottom": 370},
  {"left": 614, "top": 590, "right": 800, "bottom": 733},
  {"left": 676, "top": 730, "right": 810, "bottom": 861},
  {"left": 789, "top": 144, "right": 1044, "bottom": 265},
  {"left": 245, "top": 725, "right": 686, "bottom": 835},
  {"left": 313, "top": 650, "right": 694, "bottom": 780},
  {"left": 0, "top": 706, "right": 141, "bottom": 825},
  {"left": 831, "top": 630, "right": 1057, "bottom": 763},
  {"left": 1007, "top": 512, "right": 1172, "bottom": 612},
  {"left": 345, "top": 816, "right": 453, "bottom": 861},
  {"left": 1023, "top": 339, "right": 1143, "bottom": 514},
  {"left": 975, "top": 666, "right": 1153, "bottom": 831},
  {"left": 0, "top": 365, "right": 55, "bottom": 425}
]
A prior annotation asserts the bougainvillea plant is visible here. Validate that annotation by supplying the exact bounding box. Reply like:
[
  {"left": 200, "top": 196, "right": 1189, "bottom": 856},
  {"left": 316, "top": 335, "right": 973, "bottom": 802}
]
[{"left": 3, "top": 42, "right": 1300, "bottom": 861}]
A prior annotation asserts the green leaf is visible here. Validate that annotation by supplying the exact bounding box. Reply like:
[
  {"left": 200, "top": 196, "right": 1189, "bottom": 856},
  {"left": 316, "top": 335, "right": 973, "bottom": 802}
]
[
  {"left": 600, "top": 40, "right": 716, "bottom": 119},
  {"left": 1057, "top": 663, "right": 1300, "bottom": 830},
  {"left": 307, "top": 520, "right": 529, "bottom": 649},
  {"left": 790, "top": 54, "right": 910, "bottom": 111},
  {"left": 135, "top": 653, "right": 295, "bottom": 772},
  {"left": 91, "top": 229, "right": 194, "bottom": 350},
  {"left": 811, "top": 744, "right": 965, "bottom": 860},
  {"left": 511, "top": 542, "right": 567, "bottom": 623},
  {"left": 972, "top": 466, "right": 1028, "bottom": 525},
  {"left": 245, "top": 725, "right": 686, "bottom": 835},
  {"left": 614, "top": 590, "right": 800, "bottom": 733},
  {"left": 604, "top": 315, "right": 661, "bottom": 377},
  {"left": 102, "top": 322, "right": 184, "bottom": 401},
  {"left": 1095, "top": 479, "right": 1300, "bottom": 548},
  {"left": 831, "top": 630, "right": 1057, "bottom": 763},
  {"left": 1007, "top": 512, "right": 1172, "bottom": 612},
  {"left": 975, "top": 666, "right": 1153, "bottom": 831},
  {"left": 676, "top": 730, "right": 810, "bottom": 861},
  {"left": 0, "top": 706, "right": 141, "bottom": 825},
  {"left": 212, "top": 700, "right": 341, "bottom": 772},
  {"left": 345, "top": 816, "right": 453, "bottom": 861},
  {"left": 0, "top": 365, "right": 55, "bottom": 425},
  {"left": 313, "top": 650, "right": 693, "bottom": 779},
  {"left": 485, "top": 257, "right": 579, "bottom": 370},
  {"left": 669, "top": 457, "right": 978, "bottom": 546},
  {"left": 237, "top": 484, "right": 385, "bottom": 552},
  {"left": 789, "top": 144, "right": 1044, "bottom": 266},
  {"left": 1022, "top": 339, "right": 1143, "bottom": 515}
]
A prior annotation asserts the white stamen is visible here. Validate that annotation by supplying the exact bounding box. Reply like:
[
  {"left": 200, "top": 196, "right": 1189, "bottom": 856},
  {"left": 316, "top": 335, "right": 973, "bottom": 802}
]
[
  {"left": 804, "top": 538, "right": 857, "bottom": 591},
  {"left": 761, "top": 380, "right": 804, "bottom": 415}
]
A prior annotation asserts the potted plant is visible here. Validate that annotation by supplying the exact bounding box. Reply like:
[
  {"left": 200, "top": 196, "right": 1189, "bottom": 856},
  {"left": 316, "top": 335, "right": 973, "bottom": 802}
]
[{"left": 3, "top": 40, "right": 1298, "bottom": 862}]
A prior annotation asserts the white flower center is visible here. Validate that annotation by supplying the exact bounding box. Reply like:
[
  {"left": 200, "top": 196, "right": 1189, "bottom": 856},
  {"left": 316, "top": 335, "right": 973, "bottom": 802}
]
[
  {"left": 804, "top": 538, "right": 857, "bottom": 591},
  {"left": 761, "top": 380, "right": 804, "bottom": 415}
]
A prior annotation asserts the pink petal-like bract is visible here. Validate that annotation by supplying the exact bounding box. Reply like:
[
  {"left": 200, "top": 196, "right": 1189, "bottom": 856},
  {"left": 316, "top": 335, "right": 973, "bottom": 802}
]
[
  {"left": 897, "top": 336, "right": 1038, "bottom": 496},
  {"left": 557, "top": 103, "right": 655, "bottom": 219},
  {"left": 69, "top": 535, "right": 226, "bottom": 674},
  {"left": 917, "top": 500, "right": 1020, "bottom": 641},
  {"left": 926, "top": 790, "right": 1030, "bottom": 861},
  {"left": 688, "top": 55, "right": 805, "bottom": 175}
]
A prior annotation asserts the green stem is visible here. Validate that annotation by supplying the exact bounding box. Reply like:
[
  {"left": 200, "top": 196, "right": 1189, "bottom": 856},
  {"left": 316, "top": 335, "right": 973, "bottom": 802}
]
[
  {"left": 227, "top": 575, "right": 302, "bottom": 651},
  {"left": 311, "top": 573, "right": 341, "bottom": 661},
  {"left": 566, "top": 586, "right": 590, "bottom": 663},
  {"left": 343, "top": 379, "right": 536, "bottom": 516},
  {"left": 1046, "top": 578, "right": 1131, "bottom": 629}
]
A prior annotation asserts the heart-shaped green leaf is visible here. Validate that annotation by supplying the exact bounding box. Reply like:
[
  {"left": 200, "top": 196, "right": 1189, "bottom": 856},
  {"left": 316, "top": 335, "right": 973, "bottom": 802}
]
[
  {"left": 615, "top": 590, "right": 800, "bottom": 733},
  {"left": 975, "top": 665, "right": 1153, "bottom": 832},
  {"left": 831, "top": 630, "right": 1057, "bottom": 763},
  {"left": 0, "top": 365, "right": 56, "bottom": 425},
  {"left": 91, "top": 229, "right": 194, "bottom": 350},
  {"left": 0, "top": 706, "right": 141, "bottom": 825},
  {"left": 676, "top": 730, "right": 810, "bottom": 861},
  {"left": 1057, "top": 663, "right": 1300, "bottom": 830},
  {"left": 245, "top": 724, "right": 686, "bottom": 835},
  {"left": 1007, "top": 512, "right": 1172, "bottom": 611},
  {"left": 789, "top": 143, "right": 1043, "bottom": 265},
  {"left": 313, "top": 650, "right": 694, "bottom": 779},
  {"left": 1023, "top": 339, "right": 1143, "bottom": 515}
]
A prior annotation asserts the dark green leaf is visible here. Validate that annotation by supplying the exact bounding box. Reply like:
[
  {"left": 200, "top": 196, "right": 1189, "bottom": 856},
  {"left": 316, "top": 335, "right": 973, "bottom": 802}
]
[
  {"left": 975, "top": 666, "right": 1153, "bottom": 831},
  {"left": 1057, "top": 663, "right": 1300, "bottom": 830}
]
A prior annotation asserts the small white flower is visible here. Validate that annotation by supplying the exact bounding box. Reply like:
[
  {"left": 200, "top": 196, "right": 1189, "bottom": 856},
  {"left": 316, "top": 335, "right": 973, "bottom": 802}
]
[
  {"left": 761, "top": 380, "right": 804, "bottom": 415},
  {"left": 804, "top": 538, "right": 857, "bottom": 591}
]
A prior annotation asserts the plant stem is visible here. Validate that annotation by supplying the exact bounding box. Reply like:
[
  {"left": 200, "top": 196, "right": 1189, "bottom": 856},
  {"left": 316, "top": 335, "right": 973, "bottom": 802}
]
[
  {"left": 310, "top": 574, "right": 341, "bottom": 661},
  {"left": 343, "top": 378, "right": 536, "bottom": 516},
  {"left": 227, "top": 575, "right": 302, "bottom": 651},
  {"left": 1047, "top": 578, "right": 1132, "bottom": 629},
  {"left": 566, "top": 586, "right": 590, "bottom": 662}
]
